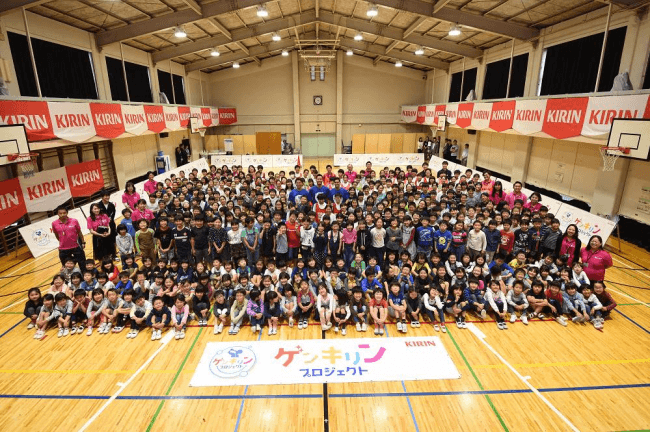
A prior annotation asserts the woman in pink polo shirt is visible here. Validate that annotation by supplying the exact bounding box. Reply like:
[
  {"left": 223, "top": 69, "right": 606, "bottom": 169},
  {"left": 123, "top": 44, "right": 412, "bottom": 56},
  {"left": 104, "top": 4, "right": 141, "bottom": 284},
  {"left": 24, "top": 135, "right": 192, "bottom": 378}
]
[
  {"left": 122, "top": 182, "right": 140, "bottom": 211},
  {"left": 580, "top": 235, "right": 613, "bottom": 282},
  {"left": 87, "top": 204, "right": 113, "bottom": 261},
  {"left": 481, "top": 172, "right": 495, "bottom": 195}
]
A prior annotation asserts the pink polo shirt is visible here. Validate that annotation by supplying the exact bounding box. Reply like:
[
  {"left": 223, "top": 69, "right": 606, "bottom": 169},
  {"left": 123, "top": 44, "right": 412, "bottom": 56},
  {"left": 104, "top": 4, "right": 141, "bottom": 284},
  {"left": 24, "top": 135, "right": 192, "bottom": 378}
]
[
  {"left": 52, "top": 218, "right": 82, "bottom": 250},
  {"left": 505, "top": 191, "right": 528, "bottom": 209},
  {"left": 341, "top": 228, "right": 357, "bottom": 245},
  {"left": 132, "top": 208, "right": 154, "bottom": 222},
  {"left": 122, "top": 192, "right": 140, "bottom": 210},
  {"left": 143, "top": 179, "right": 157, "bottom": 195}
]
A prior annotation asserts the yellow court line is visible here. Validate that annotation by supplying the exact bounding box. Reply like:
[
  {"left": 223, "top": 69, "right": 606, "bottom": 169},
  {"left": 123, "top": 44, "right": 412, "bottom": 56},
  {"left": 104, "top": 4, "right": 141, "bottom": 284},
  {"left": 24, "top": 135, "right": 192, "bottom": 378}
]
[{"left": 2, "top": 358, "right": 650, "bottom": 375}]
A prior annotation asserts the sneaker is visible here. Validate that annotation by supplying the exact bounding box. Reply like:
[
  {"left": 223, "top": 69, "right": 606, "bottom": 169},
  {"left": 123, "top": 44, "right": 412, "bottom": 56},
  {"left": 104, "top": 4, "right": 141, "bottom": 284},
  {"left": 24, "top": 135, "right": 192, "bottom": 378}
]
[
  {"left": 341, "top": 327, "right": 346, "bottom": 336},
  {"left": 252, "top": 325, "right": 257, "bottom": 334},
  {"left": 456, "top": 319, "right": 462, "bottom": 329},
  {"left": 228, "top": 326, "right": 234, "bottom": 335},
  {"left": 272, "top": 327, "right": 277, "bottom": 335},
  {"left": 460, "top": 321, "right": 467, "bottom": 329},
  {"left": 356, "top": 322, "right": 362, "bottom": 331},
  {"left": 497, "top": 322, "right": 503, "bottom": 330},
  {"left": 152, "top": 330, "right": 157, "bottom": 341},
  {"left": 175, "top": 331, "right": 180, "bottom": 340},
  {"left": 510, "top": 314, "right": 517, "bottom": 323},
  {"left": 268, "top": 327, "right": 273, "bottom": 336},
  {"left": 529, "top": 312, "right": 537, "bottom": 319},
  {"left": 214, "top": 325, "right": 220, "bottom": 335},
  {"left": 126, "top": 330, "right": 134, "bottom": 339},
  {"left": 521, "top": 315, "right": 528, "bottom": 325},
  {"left": 410, "top": 321, "right": 417, "bottom": 328},
  {"left": 69, "top": 326, "right": 77, "bottom": 335},
  {"left": 77, "top": 325, "right": 84, "bottom": 334},
  {"left": 397, "top": 321, "right": 403, "bottom": 331},
  {"left": 572, "top": 316, "right": 581, "bottom": 323},
  {"left": 595, "top": 319, "right": 604, "bottom": 330},
  {"left": 132, "top": 329, "right": 139, "bottom": 338},
  {"left": 441, "top": 325, "right": 447, "bottom": 333},
  {"left": 156, "top": 330, "right": 162, "bottom": 340},
  {"left": 401, "top": 323, "right": 407, "bottom": 333},
  {"left": 27, "top": 322, "right": 35, "bottom": 330},
  {"left": 298, "top": 321, "right": 304, "bottom": 330},
  {"left": 361, "top": 323, "right": 367, "bottom": 332},
  {"left": 233, "top": 326, "right": 240, "bottom": 335},
  {"left": 538, "top": 313, "right": 545, "bottom": 319},
  {"left": 556, "top": 316, "right": 567, "bottom": 327},
  {"left": 256, "top": 324, "right": 261, "bottom": 332},
  {"left": 33, "top": 330, "right": 41, "bottom": 339},
  {"left": 180, "top": 330, "right": 185, "bottom": 339},
  {"left": 374, "top": 326, "right": 379, "bottom": 335},
  {"left": 502, "top": 322, "right": 508, "bottom": 330},
  {"left": 289, "top": 317, "right": 294, "bottom": 328},
  {"left": 379, "top": 326, "right": 384, "bottom": 335},
  {"left": 105, "top": 323, "right": 112, "bottom": 333},
  {"left": 480, "top": 309, "right": 487, "bottom": 319},
  {"left": 325, "top": 322, "right": 332, "bottom": 330},
  {"left": 115, "top": 326, "right": 124, "bottom": 333},
  {"left": 57, "top": 328, "right": 64, "bottom": 338},
  {"left": 86, "top": 327, "right": 93, "bottom": 336},
  {"left": 334, "top": 325, "right": 339, "bottom": 333},
  {"left": 415, "top": 321, "right": 421, "bottom": 328},
  {"left": 63, "top": 327, "right": 69, "bottom": 337}
]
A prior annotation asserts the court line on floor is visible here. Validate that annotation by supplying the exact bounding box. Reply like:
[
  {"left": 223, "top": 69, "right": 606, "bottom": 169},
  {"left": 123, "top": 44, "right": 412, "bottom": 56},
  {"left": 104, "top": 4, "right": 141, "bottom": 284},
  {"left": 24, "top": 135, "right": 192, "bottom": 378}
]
[
  {"left": 607, "top": 282, "right": 650, "bottom": 309},
  {"left": 146, "top": 327, "right": 205, "bottom": 432},
  {"left": 466, "top": 323, "right": 581, "bottom": 432},
  {"left": 0, "top": 318, "right": 26, "bottom": 339},
  {"left": 77, "top": 329, "right": 176, "bottom": 432},
  {"left": 446, "top": 329, "right": 510, "bottom": 432},
  {"left": 4, "top": 382, "right": 650, "bottom": 401},
  {"left": 233, "top": 331, "right": 262, "bottom": 432},
  {"left": 612, "top": 255, "right": 650, "bottom": 282},
  {"left": 614, "top": 310, "right": 650, "bottom": 336},
  {"left": 384, "top": 326, "right": 421, "bottom": 432}
]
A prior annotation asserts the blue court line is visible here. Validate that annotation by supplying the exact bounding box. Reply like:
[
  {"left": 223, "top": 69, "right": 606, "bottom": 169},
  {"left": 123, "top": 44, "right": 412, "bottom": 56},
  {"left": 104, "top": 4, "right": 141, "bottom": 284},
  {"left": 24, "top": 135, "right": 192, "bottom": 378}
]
[
  {"left": 615, "top": 310, "right": 650, "bottom": 336},
  {"left": 0, "top": 318, "right": 26, "bottom": 339},
  {"left": 233, "top": 330, "right": 262, "bottom": 432},
  {"left": 2, "top": 382, "right": 649, "bottom": 401},
  {"left": 385, "top": 324, "right": 421, "bottom": 432}
]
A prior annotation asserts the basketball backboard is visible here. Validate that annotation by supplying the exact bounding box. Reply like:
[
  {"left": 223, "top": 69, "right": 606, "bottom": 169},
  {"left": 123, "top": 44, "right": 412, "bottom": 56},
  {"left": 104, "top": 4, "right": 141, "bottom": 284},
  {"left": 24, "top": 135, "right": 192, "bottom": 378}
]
[
  {"left": 0, "top": 124, "right": 30, "bottom": 166},
  {"left": 606, "top": 118, "right": 650, "bottom": 160}
]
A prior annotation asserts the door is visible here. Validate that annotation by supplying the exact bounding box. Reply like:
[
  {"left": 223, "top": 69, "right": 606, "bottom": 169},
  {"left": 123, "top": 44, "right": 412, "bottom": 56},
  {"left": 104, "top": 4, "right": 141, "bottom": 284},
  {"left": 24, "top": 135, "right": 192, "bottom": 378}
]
[{"left": 301, "top": 134, "right": 335, "bottom": 157}]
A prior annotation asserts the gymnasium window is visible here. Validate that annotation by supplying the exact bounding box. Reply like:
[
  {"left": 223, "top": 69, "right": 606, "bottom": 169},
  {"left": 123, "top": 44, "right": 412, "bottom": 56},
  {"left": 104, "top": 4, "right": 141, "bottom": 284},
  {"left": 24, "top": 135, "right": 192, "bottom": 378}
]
[
  {"left": 105, "top": 57, "right": 153, "bottom": 103},
  {"left": 482, "top": 53, "right": 529, "bottom": 100},
  {"left": 448, "top": 68, "right": 477, "bottom": 102},
  {"left": 538, "top": 26, "right": 627, "bottom": 95},
  {"left": 157, "top": 70, "right": 186, "bottom": 105},
  {"left": 8, "top": 32, "right": 98, "bottom": 100}
]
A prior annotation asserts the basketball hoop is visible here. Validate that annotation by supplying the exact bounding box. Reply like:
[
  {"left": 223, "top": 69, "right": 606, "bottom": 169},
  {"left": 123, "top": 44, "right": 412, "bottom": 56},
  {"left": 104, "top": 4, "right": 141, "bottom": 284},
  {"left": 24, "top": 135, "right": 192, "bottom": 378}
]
[
  {"left": 198, "top": 128, "right": 207, "bottom": 138},
  {"left": 7, "top": 153, "right": 38, "bottom": 177},
  {"left": 599, "top": 146, "right": 629, "bottom": 172}
]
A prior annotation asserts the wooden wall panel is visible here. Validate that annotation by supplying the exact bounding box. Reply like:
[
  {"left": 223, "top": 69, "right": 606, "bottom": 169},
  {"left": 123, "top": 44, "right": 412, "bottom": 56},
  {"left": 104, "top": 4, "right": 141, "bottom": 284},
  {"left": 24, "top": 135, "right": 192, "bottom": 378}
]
[
  {"left": 256, "top": 132, "right": 282, "bottom": 154},
  {"left": 403, "top": 134, "right": 416, "bottom": 153},
  {"left": 244, "top": 135, "right": 257, "bottom": 156},
  {"left": 390, "top": 134, "right": 404, "bottom": 153},
  {"left": 377, "top": 134, "right": 391, "bottom": 153},
  {"left": 365, "top": 134, "right": 379, "bottom": 153},
  {"left": 352, "top": 134, "right": 365, "bottom": 154}
]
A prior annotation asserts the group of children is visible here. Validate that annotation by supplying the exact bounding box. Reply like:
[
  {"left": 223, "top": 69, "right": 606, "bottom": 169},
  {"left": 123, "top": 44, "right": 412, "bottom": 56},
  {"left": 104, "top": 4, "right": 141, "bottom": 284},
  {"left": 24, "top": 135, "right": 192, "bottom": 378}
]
[{"left": 24, "top": 160, "right": 618, "bottom": 340}]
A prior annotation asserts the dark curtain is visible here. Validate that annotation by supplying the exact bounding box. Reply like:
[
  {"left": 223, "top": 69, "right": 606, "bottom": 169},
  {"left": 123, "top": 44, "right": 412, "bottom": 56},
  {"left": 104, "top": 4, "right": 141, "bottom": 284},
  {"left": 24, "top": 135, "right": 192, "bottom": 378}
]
[
  {"left": 448, "top": 68, "right": 477, "bottom": 102},
  {"left": 8, "top": 31, "right": 98, "bottom": 99},
  {"left": 8, "top": 32, "right": 38, "bottom": 97},
  {"left": 106, "top": 57, "right": 153, "bottom": 103},
  {"left": 644, "top": 57, "right": 650, "bottom": 89},
  {"left": 483, "top": 53, "right": 529, "bottom": 100},
  {"left": 106, "top": 57, "right": 128, "bottom": 102},
  {"left": 172, "top": 74, "right": 186, "bottom": 105},
  {"left": 158, "top": 70, "right": 174, "bottom": 103},
  {"left": 540, "top": 26, "right": 627, "bottom": 95}
]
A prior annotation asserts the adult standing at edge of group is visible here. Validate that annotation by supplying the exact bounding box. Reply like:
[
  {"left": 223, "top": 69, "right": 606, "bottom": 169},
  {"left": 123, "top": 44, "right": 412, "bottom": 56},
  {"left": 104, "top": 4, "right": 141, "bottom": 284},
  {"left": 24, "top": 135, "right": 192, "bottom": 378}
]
[
  {"left": 175, "top": 143, "right": 187, "bottom": 167},
  {"left": 505, "top": 181, "right": 528, "bottom": 209},
  {"left": 87, "top": 203, "right": 113, "bottom": 261},
  {"left": 580, "top": 235, "right": 613, "bottom": 282},
  {"left": 555, "top": 223, "right": 582, "bottom": 267},
  {"left": 97, "top": 190, "right": 117, "bottom": 260},
  {"left": 450, "top": 140, "right": 459, "bottom": 164},
  {"left": 52, "top": 206, "right": 86, "bottom": 268},
  {"left": 143, "top": 171, "right": 158, "bottom": 195},
  {"left": 122, "top": 182, "right": 140, "bottom": 212}
]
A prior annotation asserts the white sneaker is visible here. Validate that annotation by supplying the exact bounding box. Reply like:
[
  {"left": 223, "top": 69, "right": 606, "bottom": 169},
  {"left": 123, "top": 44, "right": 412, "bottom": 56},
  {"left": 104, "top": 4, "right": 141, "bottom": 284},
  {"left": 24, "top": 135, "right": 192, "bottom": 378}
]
[
  {"left": 57, "top": 328, "right": 64, "bottom": 338},
  {"left": 433, "top": 324, "right": 440, "bottom": 332},
  {"left": 556, "top": 316, "right": 567, "bottom": 327},
  {"left": 256, "top": 324, "right": 261, "bottom": 332},
  {"left": 126, "top": 330, "right": 134, "bottom": 339},
  {"left": 268, "top": 327, "right": 273, "bottom": 336},
  {"left": 510, "top": 314, "right": 517, "bottom": 323},
  {"left": 252, "top": 325, "right": 257, "bottom": 334},
  {"left": 325, "top": 322, "right": 332, "bottom": 330},
  {"left": 379, "top": 327, "right": 384, "bottom": 335},
  {"left": 289, "top": 317, "right": 294, "bottom": 327},
  {"left": 69, "top": 326, "right": 77, "bottom": 335},
  {"left": 33, "top": 330, "right": 41, "bottom": 339},
  {"left": 341, "top": 327, "right": 346, "bottom": 336},
  {"left": 595, "top": 318, "right": 604, "bottom": 330},
  {"left": 441, "top": 325, "right": 447, "bottom": 333},
  {"left": 180, "top": 330, "right": 185, "bottom": 339},
  {"left": 152, "top": 330, "right": 157, "bottom": 341},
  {"left": 27, "top": 322, "right": 35, "bottom": 330},
  {"left": 397, "top": 321, "right": 403, "bottom": 331},
  {"left": 334, "top": 325, "right": 339, "bottom": 333},
  {"left": 272, "top": 327, "right": 277, "bottom": 335},
  {"left": 356, "top": 322, "right": 361, "bottom": 331},
  {"left": 63, "top": 328, "right": 69, "bottom": 337},
  {"left": 374, "top": 327, "right": 379, "bottom": 335},
  {"left": 86, "top": 327, "right": 93, "bottom": 336},
  {"left": 214, "top": 325, "right": 219, "bottom": 335},
  {"left": 175, "top": 331, "right": 180, "bottom": 340},
  {"left": 157, "top": 330, "right": 162, "bottom": 340},
  {"left": 361, "top": 323, "right": 367, "bottom": 332},
  {"left": 480, "top": 309, "right": 487, "bottom": 319},
  {"left": 401, "top": 323, "right": 407, "bottom": 333},
  {"left": 572, "top": 316, "right": 581, "bottom": 323},
  {"left": 105, "top": 323, "right": 112, "bottom": 333},
  {"left": 460, "top": 321, "right": 467, "bottom": 329},
  {"left": 298, "top": 321, "right": 304, "bottom": 330},
  {"left": 132, "top": 329, "right": 139, "bottom": 338},
  {"left": 497, "top": 322, "right": 504, "bottom": 330},
  {"left": 521, "top": 315, "right": 529, "bottom": 325}
]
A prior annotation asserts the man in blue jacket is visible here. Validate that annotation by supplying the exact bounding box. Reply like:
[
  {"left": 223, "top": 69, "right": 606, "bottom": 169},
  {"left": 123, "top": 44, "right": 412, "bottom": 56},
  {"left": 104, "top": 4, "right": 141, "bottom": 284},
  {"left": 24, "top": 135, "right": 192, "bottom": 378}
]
[
  {"left": 309, "top": 174, "right": 330, "bottom": 203},
  {"left": 289, "top": 178, "right": 310, "bottom": 206}
]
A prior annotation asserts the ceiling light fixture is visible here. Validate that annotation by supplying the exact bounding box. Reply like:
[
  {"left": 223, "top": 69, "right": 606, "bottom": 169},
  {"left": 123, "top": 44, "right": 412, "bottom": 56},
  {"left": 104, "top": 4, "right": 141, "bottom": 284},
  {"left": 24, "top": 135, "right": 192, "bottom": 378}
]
[
  {"left": 272, "top": 32, "right": 281, "bottom": 41},
  {"left": 282, "top": 50, "right": 289, "bottom": 56},
  {"left": 174, "top": 26, "right": 187, "bottom": 38},
  {"left": 354, "top": 32, "right": 363, "bottom": 41},
  {"left": 449, "top": 24, "right": 461, "bottom": 37},
  {"left": 233, "top": 62, "right": 240, "bottom": 68},
  {"left": 257, "top": 5, "right": 268, "bottom": 17},
  {"left": 367, "top": 5, "right": 379, "bottom": 17},
  {"left": 210, "top": 48, "right": 220, "bottom": 57},
  {"left": 346, "top": 49, "right": 353, "bottom": 56},
  {"left": 414, "top": 46, "right": 424, "bottom": 55},
  {"left": 395, "top": 60, "right": 403, "bottom": 67}
]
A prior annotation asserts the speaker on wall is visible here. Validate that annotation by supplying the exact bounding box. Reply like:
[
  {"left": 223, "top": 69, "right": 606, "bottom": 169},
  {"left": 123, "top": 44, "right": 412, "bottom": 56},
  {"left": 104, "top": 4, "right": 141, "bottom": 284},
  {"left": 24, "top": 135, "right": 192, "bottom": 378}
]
[{"left": 467, "top": 130, "right": 477, "bottom": 135}]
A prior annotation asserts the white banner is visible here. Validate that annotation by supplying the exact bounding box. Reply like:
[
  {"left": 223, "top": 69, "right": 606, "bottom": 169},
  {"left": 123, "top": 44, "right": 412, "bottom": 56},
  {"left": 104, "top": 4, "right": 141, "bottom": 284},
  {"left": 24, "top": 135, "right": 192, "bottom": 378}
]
[
  {"left": 48, "top": 101, "right": 96, "bottom": 143},
  {"left": 241, "top": 154, "right": 274, "bottom": 168},
  {"left": 19, "top": 208, "right": 88, "bottom": 258},
  {"left": 273, "top": 154, "right": 303, "bottom": 167},
  {"left": 190, "top": 336, "right": 459, "bottom": 387},
  {"left": 512, "top": 99, "right": 547, "bottom": 136},
  {"left": 21, "top": 167, "right": 72, "bottom": 213},
  {"left": 333, "top": 153, "right": 425, "bottom": 167},
  {"left": 445, "top": 103, "right": 459, "bottom": 125},
  {"left": 163, "top": 106, "right": 182, "bottom": 131},
  {"left": 556, "top": 203, "right": 617, "bottom": 245},
  {"left": 471, "top": 103, "right": 493, "bottom": 130},
  {"left": 122, "top": 104, "right": 148, "bottom": 136},
  {"left": 401, "top": 105, "right": 418, "bottom": 123},
  {"left": 581, "top": 94, "right": 649, "bottom": 136},
  {"left": 423, "top": 105, "right": 437, "bottom": 125},
  {"left": 210, "top": 154, "right": 242, "bottom": 167}
]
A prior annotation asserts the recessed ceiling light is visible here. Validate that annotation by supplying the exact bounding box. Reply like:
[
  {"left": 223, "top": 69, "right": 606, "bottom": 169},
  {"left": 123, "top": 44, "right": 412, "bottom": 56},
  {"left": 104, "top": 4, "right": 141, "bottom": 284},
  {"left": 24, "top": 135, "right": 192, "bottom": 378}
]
[
  {"left": 354, "top": 32, "right": 363, "bottom": 41},
  {"left": 272, "top": 32, "right": 281, "bottom": 41},
  {"left": 414, "top": 46, "right": 424, "bottom": 55},
  {"left": 233, "top": 62, "right": 240, "bottom": 68},
  {"left": 282, "top": 50, "right": 289, "bottom": 56},
  {"left": 367, "top": 5, "right": 379, "bottom": 17},
  {"left": 449, "top": 24, "right": 461, "bottom": 37},
  {"left": 174, "top": 26, "right": 186, "bottom": 38},
  {"left": 346, "top": 49, "right": 353, "bottom": 56},
  {"left": 395, "top": 60, "right": 403, "bottom": 67},
  {"left": 257, "top": 5, "right": 268, "bottom": 17},
  {"left": 210, "top": 48, "right": 220, "bottom": 57}
]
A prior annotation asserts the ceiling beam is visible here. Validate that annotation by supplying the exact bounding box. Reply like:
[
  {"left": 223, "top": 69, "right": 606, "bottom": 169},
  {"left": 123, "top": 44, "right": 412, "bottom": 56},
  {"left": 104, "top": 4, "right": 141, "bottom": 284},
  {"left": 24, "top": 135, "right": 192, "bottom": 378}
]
[
  {"left": 371, "top": 0, "right": 539, "bottom": 40},
  {"left": 340, "top": 37, "right": 449, "bottom": 70},
  {"left": 179, "top": 0, "right": 202, "bottom": 15},
  {"left": 210, "top": 18, "right": 232, "bottom": 39},
  {"left": 403, "top": 16, "right": 427, "bottom": 38},
  {"left": 152, "top": 11, "right": 316, "bottom": 63},
  {"left": 0, "top": 0, "right": 49, "bottom": 15},
  {"left": 432, "top": 0, "right": 454, "bottom": 14},
  {"left": 96, "top": 0, "right": 267, "bottom": 47},
  {"left": 186, "top": 38, "right": 297, "bottom": 72},
  {"left": 235, "top": 41, "right": 250, "bottom": 55},
  {"left": 319, "top": 11, "right": 482, "bottom": 58}
]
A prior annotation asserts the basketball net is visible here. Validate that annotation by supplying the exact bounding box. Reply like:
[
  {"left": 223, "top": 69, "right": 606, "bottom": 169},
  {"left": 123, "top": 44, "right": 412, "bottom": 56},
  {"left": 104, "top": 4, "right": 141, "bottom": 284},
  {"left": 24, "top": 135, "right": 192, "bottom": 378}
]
[
  {"left": 198, "top": 128, "right": 207, "bottom": 137},
  {"left": 8, "top": 153, "right": 37, "bottom": 178},
  {"left": 599, "top": 146, "right": 629, "bottom": 172}
]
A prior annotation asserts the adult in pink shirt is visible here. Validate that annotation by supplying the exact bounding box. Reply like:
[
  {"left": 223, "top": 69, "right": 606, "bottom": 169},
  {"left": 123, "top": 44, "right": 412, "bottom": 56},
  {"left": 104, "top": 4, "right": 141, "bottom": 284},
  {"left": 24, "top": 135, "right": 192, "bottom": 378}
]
[
  {"left": 122, "top": 181, "right": 140, "bottom": 211},
  {"left": 481, "top": 172, "right": 495, "bottom": 195},
  {"left": 345, "top": 164, "right": 357, "bottom": 183},
  {"left": 132, "top": 199, "right": 155, "bottom": 222},
  {"left": 505, "top": 181, "right": 528, "bottom": 209},
  {"left": 52, "top": 206, "right": 86, "bottom": 268},
  {"left": 143, "top": 171, "right": 158, "bottom": 195},
  {"left": 489, "top": 181, "right": 506, "bottom": 205},
  {"left": 87, "top": 203, "right": 113, "bottom": 261},
  {"left": 580, "top": 235, "right": 613, "bottom": 282},
  {"left": 554, "top": 224, "right": 582, "bottom": 266},
  {"left": 523, "top": 192, "right": 542, "bottom": 213}
]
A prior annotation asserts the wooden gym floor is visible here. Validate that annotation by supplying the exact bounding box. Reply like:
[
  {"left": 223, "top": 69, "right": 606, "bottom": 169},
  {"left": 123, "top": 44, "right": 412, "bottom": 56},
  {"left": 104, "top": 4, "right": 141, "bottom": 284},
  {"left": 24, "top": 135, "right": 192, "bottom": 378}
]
[{"left": 0, "top": 234, "right": 647, "bottom": 432}]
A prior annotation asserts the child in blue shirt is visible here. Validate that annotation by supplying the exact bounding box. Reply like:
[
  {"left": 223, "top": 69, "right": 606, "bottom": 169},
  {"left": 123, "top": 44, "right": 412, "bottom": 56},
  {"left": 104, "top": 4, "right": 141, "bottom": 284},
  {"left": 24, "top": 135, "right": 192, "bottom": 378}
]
[
  {"left": 121, "top": 208, "right": 136, "bottom": 238},
  {"left": 388, "top": 282, "right": 407, "bottom": 333},
  {"left": 434, "top": 221, "right": 453, "bottom": 260},
  {"left": 415, "top": 218, "right": 434, "bottom": 256},
  {"left": 115, "top": 271, "right": 134, "bottom": 296}
]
